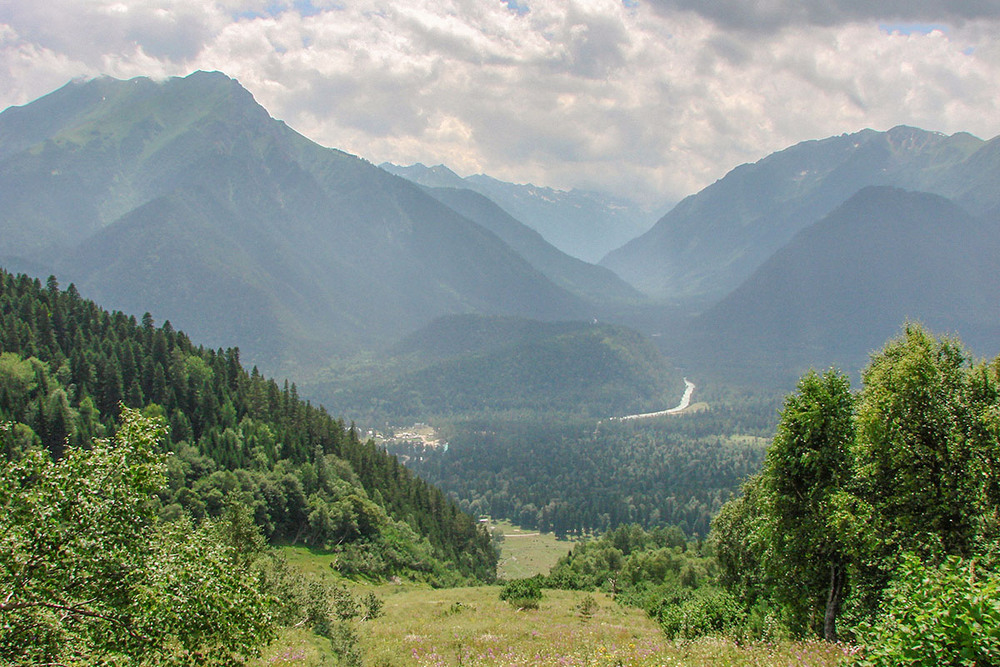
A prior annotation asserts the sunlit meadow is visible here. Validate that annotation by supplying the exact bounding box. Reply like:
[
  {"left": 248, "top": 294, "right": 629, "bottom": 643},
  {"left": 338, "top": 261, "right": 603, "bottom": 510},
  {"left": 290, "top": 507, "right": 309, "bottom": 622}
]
[{"left": 357, "top": 586, "right": 852, "bottom": 667}]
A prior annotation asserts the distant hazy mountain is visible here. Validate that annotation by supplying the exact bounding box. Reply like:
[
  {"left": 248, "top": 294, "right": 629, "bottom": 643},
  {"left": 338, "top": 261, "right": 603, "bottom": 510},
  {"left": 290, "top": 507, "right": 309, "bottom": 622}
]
[
  {"left": 0, "top": 72, "right": 587, "bottom": 375},
  {"left": 602, "top": 126, "right": 1000, "bottom": 304},
  {"left": 419, "top": 186, "right": 643, "bottom": 306},
  {"left": 380, "top": 162, "right": 661, "bottom": 263},
  {"left": 308, "top": 313, "right": 681, "bottom": 422},
  {"left": 686, "top": 187, "right": 1000, "bottom": 380}
]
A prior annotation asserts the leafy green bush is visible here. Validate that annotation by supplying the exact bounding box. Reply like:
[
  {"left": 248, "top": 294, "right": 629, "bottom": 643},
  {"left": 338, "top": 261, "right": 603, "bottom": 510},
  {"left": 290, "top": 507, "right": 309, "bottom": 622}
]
[
  {"left": 853, "top": 554, "right": 1000, "bottom": 666},
  {"left": 499, "top": 578, "right": 543, "bottom": 610},
  {"left": 656, "top": 587, "right": 743, "bottom": 640},
  {"left": 0, "top": 408, "right": 277, "bottom": 665}
]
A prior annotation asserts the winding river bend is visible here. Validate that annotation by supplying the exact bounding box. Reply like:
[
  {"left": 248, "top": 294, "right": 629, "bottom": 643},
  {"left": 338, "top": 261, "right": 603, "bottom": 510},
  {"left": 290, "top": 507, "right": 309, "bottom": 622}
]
[{"left": 614, "top": 377, "right": 696, "bottom": 421}]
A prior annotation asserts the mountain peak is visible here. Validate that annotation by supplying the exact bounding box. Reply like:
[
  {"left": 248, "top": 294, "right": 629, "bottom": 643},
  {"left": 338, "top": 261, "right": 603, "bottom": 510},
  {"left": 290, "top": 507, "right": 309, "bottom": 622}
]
[
  {"left": 601, "top": 124, "right": 996, "bottom": 303},
  {"left": 882, "top": 124, "right": 960, "bottom": 155},
  {"left": 428, "top": 163, "right": 462, "bottom": 178},
  {"left": 0, "top": 70, "right": 269, "bottom": 160},
  {"left": 0, "top": 73, "right": 588, "bottom": 373}
]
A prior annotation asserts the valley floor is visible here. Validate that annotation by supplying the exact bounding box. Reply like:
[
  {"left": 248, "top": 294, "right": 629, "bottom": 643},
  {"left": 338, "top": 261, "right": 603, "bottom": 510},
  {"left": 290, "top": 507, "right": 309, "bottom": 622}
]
[{"left": 491, "top": 519, "right": 582, "bottom": 580}]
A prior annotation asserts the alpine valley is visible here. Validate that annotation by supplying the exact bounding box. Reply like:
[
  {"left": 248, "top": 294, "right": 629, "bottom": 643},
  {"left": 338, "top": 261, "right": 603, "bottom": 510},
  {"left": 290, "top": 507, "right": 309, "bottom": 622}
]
[{"left": 4, "top": 71, "right": 1000, "bottom": 665}]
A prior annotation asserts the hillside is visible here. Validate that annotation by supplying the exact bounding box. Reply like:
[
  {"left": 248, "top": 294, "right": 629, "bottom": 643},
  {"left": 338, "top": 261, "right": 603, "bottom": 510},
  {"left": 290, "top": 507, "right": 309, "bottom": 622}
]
[
  {"left": 685, "top": 187, "right": 1000, "bottom": 380},
  {"left": 0, "top": 72, "right": 587, "bottom": 376},
  {"left": 308, "top": 314, "right": 681, "bottom": 422},
  {"left": 420, "top": 186, "right": 644, "bottom": 306},
  {"left": 381, "top": 162, "right": 661, "bottom": 262},
  {"left": 602, "top": 126, "right": 1000, "bottom": 304},
  {"left": 0, "top": 268, "right": 496, "bottom": 582}
]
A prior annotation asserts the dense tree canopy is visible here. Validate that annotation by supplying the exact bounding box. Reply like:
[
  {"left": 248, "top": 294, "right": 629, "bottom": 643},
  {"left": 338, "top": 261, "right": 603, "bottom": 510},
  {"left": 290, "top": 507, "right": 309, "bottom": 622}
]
[
  {"left": 761, "top": 369, "right": 854, "bottom": 639},
  {"left": 710, "top": 325, "right": 1000, "bottom": 653},
  {"left": 0, "top": 269, "right": 496, "bottom": 582},
  {"left": 399, "top": 398, "right": 774, "bottom": 538}
]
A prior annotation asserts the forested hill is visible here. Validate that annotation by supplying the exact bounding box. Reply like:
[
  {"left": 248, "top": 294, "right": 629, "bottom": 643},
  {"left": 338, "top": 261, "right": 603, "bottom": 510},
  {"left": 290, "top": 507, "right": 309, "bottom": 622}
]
[{"left": 0, "top": 269, "right": 496, "bottom": 582}]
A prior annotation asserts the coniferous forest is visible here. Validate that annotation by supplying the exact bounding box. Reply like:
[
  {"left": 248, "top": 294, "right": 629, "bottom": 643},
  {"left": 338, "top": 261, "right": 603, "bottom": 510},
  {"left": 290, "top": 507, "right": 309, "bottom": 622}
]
[
  {"left": 0, "top": 269, "right": 495, "bottom": 582},
  {"left": 401, "top": 408, "right": 771, "bottom": 537}
]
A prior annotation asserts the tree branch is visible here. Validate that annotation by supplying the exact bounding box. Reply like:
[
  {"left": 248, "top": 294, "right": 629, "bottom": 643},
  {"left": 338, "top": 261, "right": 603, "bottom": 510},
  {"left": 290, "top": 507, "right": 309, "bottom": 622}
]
[{"left": 0, "top": 599, "right": 152, "bottom": 643}]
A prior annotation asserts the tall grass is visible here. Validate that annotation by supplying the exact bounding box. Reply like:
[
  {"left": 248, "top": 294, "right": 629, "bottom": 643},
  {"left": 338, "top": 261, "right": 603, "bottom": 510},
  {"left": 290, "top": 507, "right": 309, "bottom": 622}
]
[{"left": 358, "top": 585, "right": 851, "bottom": 666}]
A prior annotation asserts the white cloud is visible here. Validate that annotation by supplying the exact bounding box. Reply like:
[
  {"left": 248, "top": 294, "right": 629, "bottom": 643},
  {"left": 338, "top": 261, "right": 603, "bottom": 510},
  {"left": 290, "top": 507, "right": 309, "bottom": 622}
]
[{"left": 0, "top": 0, "right": 998, "bottom": 204}]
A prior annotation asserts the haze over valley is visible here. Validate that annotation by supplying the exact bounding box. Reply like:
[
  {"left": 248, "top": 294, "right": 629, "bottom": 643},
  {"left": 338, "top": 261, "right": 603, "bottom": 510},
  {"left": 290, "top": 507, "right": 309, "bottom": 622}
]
[
  {"left": 3, "top": 2, "right": 1000, "bottom": 663},
  {"left": 3, "top": 71, "right": 999, "bottom": 401}
]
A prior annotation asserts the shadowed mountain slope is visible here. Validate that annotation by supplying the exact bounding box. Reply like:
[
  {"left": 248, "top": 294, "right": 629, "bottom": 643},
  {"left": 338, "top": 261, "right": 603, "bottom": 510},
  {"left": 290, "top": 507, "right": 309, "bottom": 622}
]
[
  {"left": 420, "top": 186, "right": 643, "bottom": 307},
  {"left": 685, "top": 186, "right": 1000, "bottom": 380},
  {"left": 602, "top": 127, "right": 1000, "bottom": 305},
  {"left": 0, "top": 72, "right": 587, "bottom": 374}
]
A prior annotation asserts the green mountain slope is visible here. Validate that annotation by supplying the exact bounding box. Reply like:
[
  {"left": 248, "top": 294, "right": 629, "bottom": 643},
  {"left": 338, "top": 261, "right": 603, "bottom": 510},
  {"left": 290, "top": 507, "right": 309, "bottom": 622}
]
[
  {"left": 309, "top": 314, "right": 680, "bottom": 422},
  {"left": 0, "top": 268, "right": 496, "bottom": 582},
  {"left": 0, "top": 72, "right": 586, "bottom": 376},
  {"left": 686, "top": 187, "right": 1000, "bottom": 380},
  {"left": 602, "top": 126, "right": 999, "bottom": 304}
]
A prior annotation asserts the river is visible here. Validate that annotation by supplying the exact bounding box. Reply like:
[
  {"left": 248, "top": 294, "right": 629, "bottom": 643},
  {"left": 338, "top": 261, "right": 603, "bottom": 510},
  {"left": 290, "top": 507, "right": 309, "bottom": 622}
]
[{"left": 613, "top": 377, "right": 696, "bottom": 421}]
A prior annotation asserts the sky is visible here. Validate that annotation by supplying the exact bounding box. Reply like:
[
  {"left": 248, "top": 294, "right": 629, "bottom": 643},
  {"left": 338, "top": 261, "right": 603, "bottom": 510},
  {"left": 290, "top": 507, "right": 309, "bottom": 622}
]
[{"left": 1, "top": 1, "right": 998, "bottom": 205}]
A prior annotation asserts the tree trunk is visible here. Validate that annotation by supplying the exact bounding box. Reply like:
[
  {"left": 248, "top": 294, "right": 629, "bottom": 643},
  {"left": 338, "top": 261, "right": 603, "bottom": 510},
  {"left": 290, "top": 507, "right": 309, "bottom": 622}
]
[{"left": 824, "top": 560, "right": 845, "bottom": 641}]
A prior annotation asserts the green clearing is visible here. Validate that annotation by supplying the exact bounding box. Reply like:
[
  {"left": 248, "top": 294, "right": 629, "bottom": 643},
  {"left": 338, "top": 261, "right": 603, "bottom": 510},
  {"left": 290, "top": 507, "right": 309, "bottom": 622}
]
[
  {"left": 491, "top": 519, "right": 581, "bottom": 580},
  {"left": 260, "top": 544, "right": 851, "bottom": 667},
  {"left": 278, "top": 544, "right": 343, "bottom": 582},
  {"left": 359, "top": 584, "right": 847, "bottom": 666}
]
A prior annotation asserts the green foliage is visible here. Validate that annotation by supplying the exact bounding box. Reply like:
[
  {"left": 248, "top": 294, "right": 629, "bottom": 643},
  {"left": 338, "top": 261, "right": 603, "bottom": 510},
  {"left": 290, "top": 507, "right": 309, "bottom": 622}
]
[
  {"left": 656, "top": 587, "right": 742, "bottom": 640},
  {"left": 499, "top": 578, "right": 543, "bottom": 609},
  {"left": 852, "top": 326, "right": 999, "bottom": 580},
  {"left": 709, "top": 323, "right": 1000, "bottom": 649},
  {"left": 0, "top": 269, "right": 497, "bottom": 583},
  {"left": 577, "top": 594, "right": 598, "bottom": 620},
  {"left": 359, "top": 591, "right": 384, "bottom": 621},
  {"left": 760, "top": 369, "right": 854, "bottom": 639},
  {"left": 0, "top": 407, "right": 276, "bottom": 665},
  {"left": 710, "top": 474, "right": 769, "bottom": 612},
  {"left": 852, "top": 554, "right": 1000, "bottom": 666},
  {"left": 544, "top": 523, "right": 748, "bottom": 640},
  {"left": 547, "top": 523, "right": 696, "bottom": 592}
]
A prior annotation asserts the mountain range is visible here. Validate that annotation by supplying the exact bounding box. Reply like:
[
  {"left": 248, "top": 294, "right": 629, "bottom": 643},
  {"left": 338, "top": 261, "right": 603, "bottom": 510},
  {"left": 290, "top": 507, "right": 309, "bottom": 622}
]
[
  {"left": 2, "top": 70, "right": 999, "bottom": 397},
  {"left": 0, "top": 71, "right": 629, "bottom": 378},
  {"left": 380, "top": 162, "right": 663, "bottom": 263},
  {"left": 602, "top": 126, "right": 1000, "bottom": 306}
]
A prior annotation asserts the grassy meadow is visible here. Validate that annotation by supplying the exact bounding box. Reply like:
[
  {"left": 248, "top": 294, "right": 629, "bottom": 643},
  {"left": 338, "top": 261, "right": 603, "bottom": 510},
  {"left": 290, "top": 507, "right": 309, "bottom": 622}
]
[
  {"left": 257, "top": 544, "right": 853, "bottom": 667},
  {"left": 490, "top": 519, "right": 581, "bottom": 580},
  {"left": 359, "top": 584, "right": 852, "bottom": 667}
]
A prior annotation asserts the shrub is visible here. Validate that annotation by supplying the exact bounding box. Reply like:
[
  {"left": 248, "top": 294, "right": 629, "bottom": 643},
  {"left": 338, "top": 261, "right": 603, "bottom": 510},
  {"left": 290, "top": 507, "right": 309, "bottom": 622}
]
[
  {"left": 577, "top": 594, "right": 598, "bottom": 620},
  {"left": 656, "top": 588, "right": 743, "bottom": 640},
  {"left": 499, "top": 578, "right": 543, "bottom": 610},
  {"left": 852, "top": 553, "right": 1000, "bottom": 666}
]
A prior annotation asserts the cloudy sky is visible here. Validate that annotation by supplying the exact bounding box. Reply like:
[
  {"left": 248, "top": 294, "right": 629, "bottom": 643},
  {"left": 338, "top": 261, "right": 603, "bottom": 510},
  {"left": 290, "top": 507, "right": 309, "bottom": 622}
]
[{"left": 1, "top": 0, "right": 998, "bottom": 205}]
